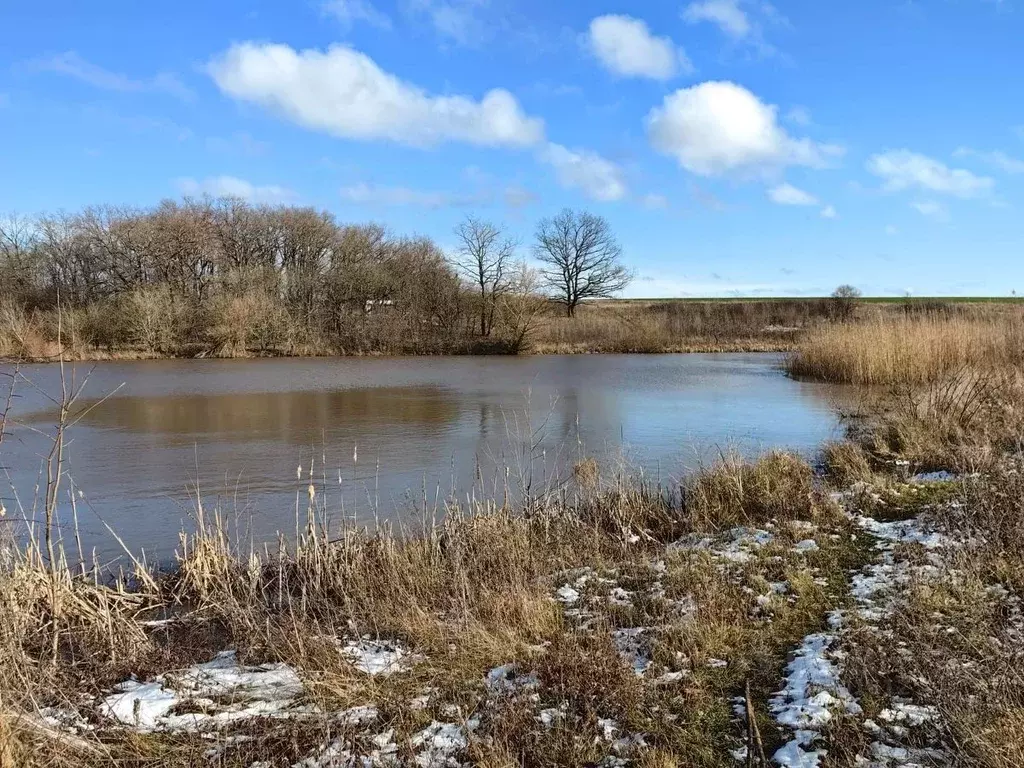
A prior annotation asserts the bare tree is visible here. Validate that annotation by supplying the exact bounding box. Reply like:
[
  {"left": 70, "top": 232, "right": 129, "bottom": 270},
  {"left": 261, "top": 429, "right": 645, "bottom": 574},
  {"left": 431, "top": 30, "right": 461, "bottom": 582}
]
[
  {"left": 832, "top": 284, "right": 862, "bottom": 300},
  {"left": 0, "top": 214, "right": 40, "bottom": 303},
  {"left": 830, "top": 284, "right": 861, "bottom": 321},
  {"left": 534, "top": 209, "right": 632, "bottom": 317},
  {"left": 452, "top": 216, "right": 515, "bottom": 336},
  {"left": 277, "top": 207, "right": 335, "bottom": 326},
  {"left": 497, "top": 262, "right": 548, "bottom": 353}
]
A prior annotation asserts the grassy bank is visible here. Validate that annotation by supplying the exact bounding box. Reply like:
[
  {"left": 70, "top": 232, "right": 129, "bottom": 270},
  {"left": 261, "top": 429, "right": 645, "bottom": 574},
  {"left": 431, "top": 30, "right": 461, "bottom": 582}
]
[
  {"left": 2, "top": 452, "right": 865, "bottom": 766},
  {"left": 4, "top": 434, "right": 1024, "bottom": 764},
  {"left": 787, "top": 312, "right": 1024, "bottom": 384},
  {"left": 5, "top": 312, "right": 1024, "bottom": 766},
  {"left": 7, "top": 296, "right": 1023, "bottom": 363}
]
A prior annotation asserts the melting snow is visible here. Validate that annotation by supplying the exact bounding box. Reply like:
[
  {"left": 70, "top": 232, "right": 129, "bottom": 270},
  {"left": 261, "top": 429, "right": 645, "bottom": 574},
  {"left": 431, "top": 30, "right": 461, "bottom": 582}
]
[
  {"left": 770, "top": 633, "right": 861, "bottom": 767},
  {"left": 611, "top": 627, "right": 652, "bottom": 676},
  {"left": 341, "top": 638, "right": 413, "bottom": 676},
  {"left": 910, "top": 471, "right": 956, "bottom": 484},
  {"left": 411, "top": 719, "right": 478, "bottom": 767},
  {"left": 670, "top": 527, "right": 774, "bottom": 563},
  {"left": 99, "top": 651, "right": 308, "bottom": 732},
  {"left": 555, "top": 584, "right": 581, "bottom": 604}
]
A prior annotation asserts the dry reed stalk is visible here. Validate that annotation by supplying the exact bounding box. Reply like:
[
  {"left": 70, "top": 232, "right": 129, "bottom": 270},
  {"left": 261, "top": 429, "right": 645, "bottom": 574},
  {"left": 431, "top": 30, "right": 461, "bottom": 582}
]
[{"left": 788, "top": 313, "right": 1024, "bottom": 385}]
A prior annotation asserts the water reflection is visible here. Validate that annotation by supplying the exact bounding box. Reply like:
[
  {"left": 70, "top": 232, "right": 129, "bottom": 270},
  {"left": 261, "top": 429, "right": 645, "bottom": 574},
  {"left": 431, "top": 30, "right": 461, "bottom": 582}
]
[
  {"left": 0, "top": 354, "right": 855, "bottom": 559},
  {"left": 55, "top": 386, "right": 462, "bottom": 445}
]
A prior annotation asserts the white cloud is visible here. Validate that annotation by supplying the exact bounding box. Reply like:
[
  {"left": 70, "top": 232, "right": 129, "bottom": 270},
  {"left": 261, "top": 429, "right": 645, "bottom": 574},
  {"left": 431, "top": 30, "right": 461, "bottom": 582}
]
[
  {"left": 910, "top": 200, "right": 949, "bottom": 220},
  {"left": 208, "top": 43, "right": 543, "bottom": 149},
  {"left": 867, "top": 150, "right": 993, "bottom": 198},
  {"left": 820, "top": 205, "right": 837, "bottom": 219},
  {"left": 768, "top": 182, "right": 817, "bottom": 205},
  {"left": 30, "top": 51, "right": 194, "bottom": 100},
  {"left": 340, "top": 182, "right": 489, "bottom": 208},
  {"left": 785, "top": 106, "right": 812, "bottom": 126},
  {"left": 682, "top": 0, "right": 751, "bottom": 38},
  {"left": 885, "top": 225, "right": 898, "bottom": 235},
  {"left": 539, "top": 143, "right": 627, "bottom": 201},
  {"left": 406, "top": 0, "right": 490, "bottom": 46},
  {"left": 586, "top": 15, "right": 690, "bottom": 80},
  {"left": 340, "top": 181, "right": 535, "bottom": 209},
  {"left": 953, "top": 147, "right": 1024, "bottom": 174},
  {"left": 322, "top": 0, "right": 392, "bottom": 29},
  {"left": 177, "top": 176, "right": 295, "bottom": 204},
  {"left": 641, "top": 193, "right": 670, "bottom": 209},
  {"left": 646, "top": 81, "right": 843, "bottom": 177}
]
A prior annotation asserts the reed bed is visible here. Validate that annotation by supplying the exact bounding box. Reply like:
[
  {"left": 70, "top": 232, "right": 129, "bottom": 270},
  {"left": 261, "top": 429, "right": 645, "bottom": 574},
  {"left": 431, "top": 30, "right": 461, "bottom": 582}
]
[
  {"left": 5, "top": 344, "right": 1024, "bottom": 765},
  {"left": 533, "top": 300, "right": 831, "bottom": 354},
  {"left": 787, "top": 313, "right": 1024, "bottom": 385},
  {"left": 0, "top": 451, "right": 859, "bottom": 766}
]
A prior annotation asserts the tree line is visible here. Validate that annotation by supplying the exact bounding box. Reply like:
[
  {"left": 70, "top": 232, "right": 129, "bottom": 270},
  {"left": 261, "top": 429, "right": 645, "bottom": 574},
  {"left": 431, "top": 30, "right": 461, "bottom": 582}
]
[{"left": 0, "top": 199, "right": 632, "bottom": 359}]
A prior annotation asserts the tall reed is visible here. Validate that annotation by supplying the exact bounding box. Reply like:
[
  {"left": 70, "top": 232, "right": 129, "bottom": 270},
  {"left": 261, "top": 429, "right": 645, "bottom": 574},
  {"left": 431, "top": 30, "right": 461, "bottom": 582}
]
[{"left": 787, "top": 314, "right": 1024, "bottom": 385}]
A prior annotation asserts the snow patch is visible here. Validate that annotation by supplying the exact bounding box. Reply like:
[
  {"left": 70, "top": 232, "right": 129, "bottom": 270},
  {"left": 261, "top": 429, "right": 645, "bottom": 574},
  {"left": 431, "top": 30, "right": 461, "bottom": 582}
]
[
  {"left": 770, "top": 633, "right": 861, "bottom": 767},
  {"left": 555, "top": 584, "right": 581, "bottom": 604},
  {"left": 670, "top": 527, "right": 774, "bottom": 564},
  {"left": 99, "top": 651, "right": 308, "bottom": 732},
  {"left": 341, "top": 638, "right": 413, "bottom": 676},
  {"left": 910, "top": 471, "right": 956, "bottom": 484}
]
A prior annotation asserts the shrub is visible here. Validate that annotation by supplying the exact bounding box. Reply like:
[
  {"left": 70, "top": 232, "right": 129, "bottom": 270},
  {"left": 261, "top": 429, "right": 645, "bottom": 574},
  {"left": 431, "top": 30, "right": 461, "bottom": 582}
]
[
  {"left": 204, "top": 293, "right": 294, "bottom": 356},
  {"left": 683, "top": 451, "right": 819, "bottom": 530}
]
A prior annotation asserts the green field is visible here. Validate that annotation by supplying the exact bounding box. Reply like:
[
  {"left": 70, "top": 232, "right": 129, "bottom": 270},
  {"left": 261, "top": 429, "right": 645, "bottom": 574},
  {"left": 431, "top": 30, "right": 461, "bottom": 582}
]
[{"left": 601, "top": 296, "right": 1024, "bottom": 304}]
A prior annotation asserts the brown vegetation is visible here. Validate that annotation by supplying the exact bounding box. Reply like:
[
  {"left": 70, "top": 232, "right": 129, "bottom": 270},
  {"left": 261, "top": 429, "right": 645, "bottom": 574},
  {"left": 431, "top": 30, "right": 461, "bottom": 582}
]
[
  {"left": 0, "top": 204, "right": 546, "bottom": 361},
  {"left": 0, "top": 444, "right": 858, "bottom": 766},
  {"left": 788, "top": 312, "right": 1024, "bottom": 385},
  {"left": 3, "top": 361, "right": 1024, "bottom": 764}
]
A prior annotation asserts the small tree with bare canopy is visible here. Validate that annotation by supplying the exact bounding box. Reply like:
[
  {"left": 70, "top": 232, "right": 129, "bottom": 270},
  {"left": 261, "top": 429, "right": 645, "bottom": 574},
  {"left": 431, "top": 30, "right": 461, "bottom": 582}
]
[
  {"left": 533, "top": 208, "right": 632, "bottom": 317},
  {"left": 452, "top": 216, "right": 515, "bottom": 336},
  {"left": 830, "top": 283, "right": 862, "bottom": 321}
]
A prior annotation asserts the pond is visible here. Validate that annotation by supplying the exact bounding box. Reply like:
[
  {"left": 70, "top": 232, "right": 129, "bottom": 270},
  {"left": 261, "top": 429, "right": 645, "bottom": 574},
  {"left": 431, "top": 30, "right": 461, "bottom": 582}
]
[{"left": 0, "top": 354, "right": 855, "bottom": 560}]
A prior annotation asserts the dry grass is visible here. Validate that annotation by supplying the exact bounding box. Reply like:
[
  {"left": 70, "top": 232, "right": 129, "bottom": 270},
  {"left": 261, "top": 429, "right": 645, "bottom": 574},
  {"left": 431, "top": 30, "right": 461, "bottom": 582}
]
[
  {"left": 683, "top": 451, "right": 827, "bottom": 530},
  {"left": 788, "top": 313, "right": 1024, "bottom": 385},
  {"left": 0, "top": 449, "right": 864, "bottom": 766},
  {"left": 532, "top": 299, "right": 836, "bottom": 355},
  {"left": 830, "top": 463, "right": 1024, "bottom": 768},
  {"left": 860, "top": 366, "right": 1024, "bottom": 472},
  {"left": 820, "top": 440, "right": 878, "bottom": 487}
]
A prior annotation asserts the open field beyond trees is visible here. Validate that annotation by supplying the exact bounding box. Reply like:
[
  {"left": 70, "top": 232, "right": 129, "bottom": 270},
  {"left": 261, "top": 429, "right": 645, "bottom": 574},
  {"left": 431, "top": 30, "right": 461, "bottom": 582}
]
[{"left": 2, "top": 202, "right": 1022, "bottom": 362}]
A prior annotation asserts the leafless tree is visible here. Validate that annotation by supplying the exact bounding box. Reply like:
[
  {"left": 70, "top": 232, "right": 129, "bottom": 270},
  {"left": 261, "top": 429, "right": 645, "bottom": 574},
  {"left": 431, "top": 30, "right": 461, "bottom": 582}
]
[
  {"left": 830, "top": 284, "right": 861, "bottom": 321},
  {"left": 277, "top": 207, "right": 335, "bottom": 326},
  {"left": 534, "top": 209, "right": 632, "bottom": 317},
  {"left": 150, "top": 200, "right": 217, "bottom": 303},
  {"left": 36, "top": 212, "right": 103, "bottom": 305},
  {"left": 0, "top": 213, "right": 40, "bottom": 303},
  {"left": 78, "top": 205, "right": 156, "bottom": 294},
  {"left": 209, "top": 198, "right": 281, "bottom": 294},
  {"left": 452, "top": 216, "right": 515, "bottom": 336},
  {"left": 497, "top": 262, "right": 548, "bottom": 353}
]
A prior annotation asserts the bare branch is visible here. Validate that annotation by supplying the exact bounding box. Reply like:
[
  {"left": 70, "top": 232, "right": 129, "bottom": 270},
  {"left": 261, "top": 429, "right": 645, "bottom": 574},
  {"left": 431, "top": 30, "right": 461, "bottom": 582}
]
[{"left": 533, "top": 208, "right": 632, "bottom": 317}]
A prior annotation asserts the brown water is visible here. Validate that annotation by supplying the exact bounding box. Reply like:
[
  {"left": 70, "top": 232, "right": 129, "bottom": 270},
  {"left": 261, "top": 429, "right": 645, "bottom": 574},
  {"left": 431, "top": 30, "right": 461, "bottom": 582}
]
[{"left": 0, "top": 354, "right": 854, "bottom": 560}]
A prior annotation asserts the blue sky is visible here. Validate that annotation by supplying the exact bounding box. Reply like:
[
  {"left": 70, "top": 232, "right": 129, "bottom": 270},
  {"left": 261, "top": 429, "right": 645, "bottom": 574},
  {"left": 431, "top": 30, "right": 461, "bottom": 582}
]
[{"left": 1, "top": 0, "right": 1022, "bottom": 297}]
